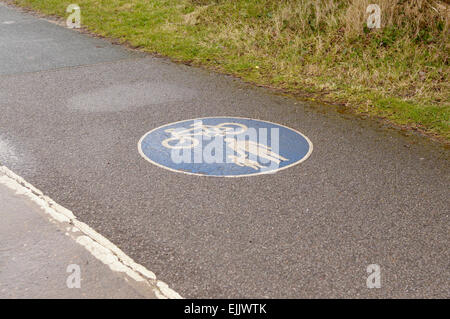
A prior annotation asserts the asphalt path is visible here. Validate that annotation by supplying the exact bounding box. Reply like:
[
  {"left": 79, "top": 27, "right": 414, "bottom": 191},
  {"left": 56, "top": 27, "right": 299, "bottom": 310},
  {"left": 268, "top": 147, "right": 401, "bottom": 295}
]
[
  {"left": 0, "top": 176, "right": 157, "bottom": 299},
  {"left": 0, "top": 3, "right": 449, "bottom": 298}
]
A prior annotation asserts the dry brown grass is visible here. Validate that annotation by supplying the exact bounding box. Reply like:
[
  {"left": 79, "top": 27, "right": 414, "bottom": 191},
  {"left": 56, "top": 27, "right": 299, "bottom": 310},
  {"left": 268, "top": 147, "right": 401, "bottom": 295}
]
[
  {"left": 345, "top": 0, "right": 449, "bottom": 36},
  {"left": 189, "top": 0, "right": 449, "bottom": 135}
]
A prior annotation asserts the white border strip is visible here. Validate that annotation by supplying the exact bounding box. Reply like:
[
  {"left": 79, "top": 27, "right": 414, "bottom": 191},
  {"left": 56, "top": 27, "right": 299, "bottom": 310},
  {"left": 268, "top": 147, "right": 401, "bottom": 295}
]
[
  {"left": 138, "top": 116, "right": 314, "bottom": 177},
  {"left": 0, "top": 165, "right": 182, "bottom": 299}
]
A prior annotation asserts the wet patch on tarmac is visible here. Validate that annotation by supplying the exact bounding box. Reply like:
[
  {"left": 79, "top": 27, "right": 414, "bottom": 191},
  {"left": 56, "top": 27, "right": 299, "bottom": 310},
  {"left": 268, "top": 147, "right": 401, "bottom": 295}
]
[{"left": 67, "top": 82, "right": 196, "bottom": 112}]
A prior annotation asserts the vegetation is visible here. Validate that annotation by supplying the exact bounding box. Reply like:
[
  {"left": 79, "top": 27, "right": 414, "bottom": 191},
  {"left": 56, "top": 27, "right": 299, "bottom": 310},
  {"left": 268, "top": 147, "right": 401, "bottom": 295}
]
[{"left": 12, "top": 0, "right": 450, "bottom": 140}]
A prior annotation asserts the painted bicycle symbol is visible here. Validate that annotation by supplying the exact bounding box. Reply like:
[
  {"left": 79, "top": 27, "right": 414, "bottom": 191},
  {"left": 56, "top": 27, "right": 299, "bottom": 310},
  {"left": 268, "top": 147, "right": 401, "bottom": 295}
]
[
  {"left": 162, "top": 122, "right": 248, "bottom": 149},
  {"left": 139, "top": 117, "right": 313, "bottom": 176}
]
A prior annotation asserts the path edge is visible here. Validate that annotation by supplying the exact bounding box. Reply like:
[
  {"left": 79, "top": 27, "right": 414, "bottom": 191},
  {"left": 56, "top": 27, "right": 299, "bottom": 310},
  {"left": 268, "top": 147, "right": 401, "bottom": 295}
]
[{"left": 0, "top": 165, "right": 183, "bottom": 299}]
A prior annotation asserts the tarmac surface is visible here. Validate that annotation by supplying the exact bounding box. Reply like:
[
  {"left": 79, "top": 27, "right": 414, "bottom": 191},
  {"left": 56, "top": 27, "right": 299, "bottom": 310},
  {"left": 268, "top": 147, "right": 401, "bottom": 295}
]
[
  {"left": 0, "top": 170, "right": 157, "bottom": 298},
  {"left": 0, "top": 2, "right": 448, "bottom": 298}
]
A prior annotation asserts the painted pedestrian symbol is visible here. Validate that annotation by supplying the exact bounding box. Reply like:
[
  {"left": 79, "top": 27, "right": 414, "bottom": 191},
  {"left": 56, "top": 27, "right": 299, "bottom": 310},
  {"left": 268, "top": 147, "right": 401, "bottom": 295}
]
[
  {"left": 138, "top": 117, "right": 312, "bottom": 177},
  {"left": 224, "top": 137, "right": 289, "bottom": 170}
]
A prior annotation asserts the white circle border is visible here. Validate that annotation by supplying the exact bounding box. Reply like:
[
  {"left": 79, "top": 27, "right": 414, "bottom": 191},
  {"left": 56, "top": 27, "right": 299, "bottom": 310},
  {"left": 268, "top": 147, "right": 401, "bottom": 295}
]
[{"left": 137, "top": 117, "right": 313, "bottom": 178}]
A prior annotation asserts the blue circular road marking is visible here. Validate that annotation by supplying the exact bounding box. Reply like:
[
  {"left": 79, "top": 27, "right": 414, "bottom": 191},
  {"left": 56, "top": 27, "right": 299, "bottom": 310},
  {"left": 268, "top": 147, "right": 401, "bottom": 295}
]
[{"left": 138, "top": 117, "right": 312, "bottom": 177}]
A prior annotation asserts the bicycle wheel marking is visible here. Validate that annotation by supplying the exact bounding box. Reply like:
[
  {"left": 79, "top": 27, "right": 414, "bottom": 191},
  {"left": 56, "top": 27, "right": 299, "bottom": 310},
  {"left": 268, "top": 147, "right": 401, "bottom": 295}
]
[{"left": 138, "top": 117, "right": 313, "bottom": 177}]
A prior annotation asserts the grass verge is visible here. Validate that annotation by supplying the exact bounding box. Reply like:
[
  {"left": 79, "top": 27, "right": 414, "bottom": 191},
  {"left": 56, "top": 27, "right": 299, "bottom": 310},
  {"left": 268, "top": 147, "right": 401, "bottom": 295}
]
[{"left": 9, "top": 0, "right": 450, "bottom": 141}]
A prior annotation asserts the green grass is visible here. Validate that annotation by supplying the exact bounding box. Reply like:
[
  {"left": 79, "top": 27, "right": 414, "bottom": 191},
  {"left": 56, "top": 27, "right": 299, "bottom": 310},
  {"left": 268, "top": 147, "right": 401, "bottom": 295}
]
[{"left": 10, "top": 0, "right": 450, "bottom": 141}]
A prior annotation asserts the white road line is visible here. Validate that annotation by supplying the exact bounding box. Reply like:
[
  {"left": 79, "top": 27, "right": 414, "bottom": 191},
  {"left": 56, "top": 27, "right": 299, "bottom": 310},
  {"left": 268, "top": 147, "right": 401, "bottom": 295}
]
[{"left": 0, "top": 165, "right": 182, "bottom": 299}]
